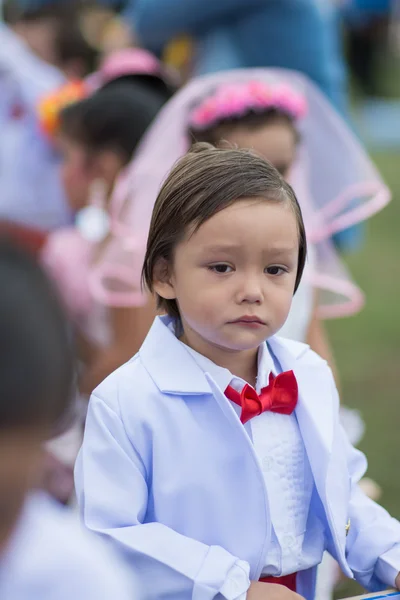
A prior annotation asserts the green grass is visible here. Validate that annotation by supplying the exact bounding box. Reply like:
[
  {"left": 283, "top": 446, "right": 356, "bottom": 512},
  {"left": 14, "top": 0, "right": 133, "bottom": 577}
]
[{"left": 329, "top": 151, "right": 400, "bottom": 597}]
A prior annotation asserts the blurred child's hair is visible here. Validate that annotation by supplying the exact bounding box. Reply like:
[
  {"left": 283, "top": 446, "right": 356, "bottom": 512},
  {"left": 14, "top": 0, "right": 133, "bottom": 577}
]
[
  {"left": 189, "top": 109, "right": 299, "bottom": 149},
  {"left": 143, "top": 143, "right": 307, "bottom": 319},
  {"left": 0, "top": 239, "right": 73, "bottom": 433},
  {"left": 101, "top": 72, "right": 174, "bottom": 105},
  {"left": 59, "top": 80, "right": 169, "bottom": 163}
]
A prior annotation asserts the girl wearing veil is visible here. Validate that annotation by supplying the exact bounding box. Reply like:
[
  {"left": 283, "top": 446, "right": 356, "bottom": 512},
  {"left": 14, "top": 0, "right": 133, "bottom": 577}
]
[{"left": 92, "top": 68, "right": 389, "bottom": 364}]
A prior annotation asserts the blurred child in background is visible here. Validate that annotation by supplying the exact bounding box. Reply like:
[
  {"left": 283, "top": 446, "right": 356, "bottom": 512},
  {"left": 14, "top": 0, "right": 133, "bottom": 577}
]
[
  {"left": 42, "top": 49, "right": 175, "bottom": 396},
  {"left": 39, "top": 49, "right": 175, "bottom": 503}
]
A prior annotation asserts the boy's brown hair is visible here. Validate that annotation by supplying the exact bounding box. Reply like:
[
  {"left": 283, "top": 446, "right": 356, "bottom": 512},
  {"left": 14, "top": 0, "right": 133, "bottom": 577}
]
[{"left": 142, "top": 142, "right": 307, "bottom": 319}]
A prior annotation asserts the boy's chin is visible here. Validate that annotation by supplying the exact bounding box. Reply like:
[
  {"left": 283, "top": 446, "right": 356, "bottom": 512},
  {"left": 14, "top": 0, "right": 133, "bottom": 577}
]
[{"left": 221, "top": 334, "right": 271, "bottom": 352}]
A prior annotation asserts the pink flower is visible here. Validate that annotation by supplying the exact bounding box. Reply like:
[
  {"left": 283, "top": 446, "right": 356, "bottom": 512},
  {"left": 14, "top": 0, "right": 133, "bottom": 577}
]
[{"left": 189, "top": 79, "right": 308, "bottom": 130}]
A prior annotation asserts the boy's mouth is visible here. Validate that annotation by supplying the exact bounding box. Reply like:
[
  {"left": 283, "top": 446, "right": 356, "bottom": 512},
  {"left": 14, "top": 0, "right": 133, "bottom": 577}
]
[{"left": 229, "top": 316, "right": 266, "bottom": 327}]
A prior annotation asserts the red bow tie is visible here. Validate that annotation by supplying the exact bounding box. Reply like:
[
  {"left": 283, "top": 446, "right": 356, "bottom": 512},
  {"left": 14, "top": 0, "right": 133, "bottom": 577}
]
[{"left": 225, "top": 371, "right": 298, "bottom": 424}]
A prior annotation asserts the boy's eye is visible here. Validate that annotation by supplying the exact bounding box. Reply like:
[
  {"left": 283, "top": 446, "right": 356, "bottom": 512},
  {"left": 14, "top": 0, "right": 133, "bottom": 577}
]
[
  {"left": 209, "top": 264, "right": 233, "bottom": 274},
  {"left": 266, "top": 266, "right": 287, "bottom": 276}
]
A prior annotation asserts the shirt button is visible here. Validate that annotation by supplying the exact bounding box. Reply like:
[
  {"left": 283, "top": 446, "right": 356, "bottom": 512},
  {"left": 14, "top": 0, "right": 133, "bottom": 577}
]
[{"left": 262, "top": 456, "right": 274, "bottom": 472}]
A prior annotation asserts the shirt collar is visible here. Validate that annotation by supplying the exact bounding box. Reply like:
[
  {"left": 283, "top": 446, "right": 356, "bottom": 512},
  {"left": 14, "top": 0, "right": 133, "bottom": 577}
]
[{"left": 172, "top": 323, "right": 275, "bottom": 394}]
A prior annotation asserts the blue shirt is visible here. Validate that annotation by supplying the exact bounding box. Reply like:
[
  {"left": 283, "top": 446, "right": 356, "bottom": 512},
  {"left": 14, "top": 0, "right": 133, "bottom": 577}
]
[{"left": 131, "top": 0, "right": 347, "bottom": 115}]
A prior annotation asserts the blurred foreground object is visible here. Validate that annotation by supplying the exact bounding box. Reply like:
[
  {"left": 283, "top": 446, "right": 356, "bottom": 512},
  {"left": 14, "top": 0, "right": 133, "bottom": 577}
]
[{"left": 0, "top": 239, "right": 136, "bottom": 599}]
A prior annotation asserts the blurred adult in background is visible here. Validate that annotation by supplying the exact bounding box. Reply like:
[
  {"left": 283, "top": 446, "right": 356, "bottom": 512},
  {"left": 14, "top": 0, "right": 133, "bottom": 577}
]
[
  {"left": 0, "top": 1, "right": 103, "bottom": 233},
  {"left": 0, "top": 20, "right": 71, "bottom": 230},
  {"left": 130, "top": 0, "right": 348, "bottom": 116}
]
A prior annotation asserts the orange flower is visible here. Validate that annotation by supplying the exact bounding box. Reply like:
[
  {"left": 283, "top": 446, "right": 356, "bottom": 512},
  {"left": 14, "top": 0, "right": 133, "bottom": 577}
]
[{"left": 38, "top": 80, "right": 88, "bottom": 139}]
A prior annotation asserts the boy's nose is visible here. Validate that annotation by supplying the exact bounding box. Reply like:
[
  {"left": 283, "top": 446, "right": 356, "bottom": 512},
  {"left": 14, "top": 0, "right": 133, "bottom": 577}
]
[{"left": 237, "top": 275, "right": 264, "bottom": 304}]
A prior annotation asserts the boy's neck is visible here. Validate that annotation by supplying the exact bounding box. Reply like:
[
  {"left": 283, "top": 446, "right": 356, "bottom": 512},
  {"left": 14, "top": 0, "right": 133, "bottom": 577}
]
[
  {"left": 180, "top": 330, "right": 259, "bottom": 387},
  {"left": 213, "top": 348, "right": 259, "bottom": 387}
]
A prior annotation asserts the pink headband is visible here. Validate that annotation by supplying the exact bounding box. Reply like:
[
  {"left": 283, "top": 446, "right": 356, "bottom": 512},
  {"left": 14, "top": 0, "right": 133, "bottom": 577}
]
[
  {"left": 189, "top": 80, "right": 307, "bottom": 131},
  {"left": 86, "top": 48, "right": 178, "bottom": 93},
  {"left": 100, "top": 48, "right": 168, "bottom": 85}
]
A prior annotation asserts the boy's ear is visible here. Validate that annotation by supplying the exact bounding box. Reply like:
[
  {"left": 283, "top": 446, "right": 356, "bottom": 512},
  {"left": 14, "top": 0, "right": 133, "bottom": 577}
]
[{"left": 152, "top": 258, "right": 176, "bottom": 300}]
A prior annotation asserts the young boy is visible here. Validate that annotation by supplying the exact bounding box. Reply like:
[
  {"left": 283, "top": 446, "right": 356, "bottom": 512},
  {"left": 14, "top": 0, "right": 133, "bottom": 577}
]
[{"left": 76, "top": 144, "right": 400, "bottom": 600}]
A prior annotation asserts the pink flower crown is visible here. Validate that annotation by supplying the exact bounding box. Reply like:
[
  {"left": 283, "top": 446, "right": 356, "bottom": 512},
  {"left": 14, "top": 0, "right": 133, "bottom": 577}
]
[{"left": 189, "top": 80, "right": 307, "bottom": 131}]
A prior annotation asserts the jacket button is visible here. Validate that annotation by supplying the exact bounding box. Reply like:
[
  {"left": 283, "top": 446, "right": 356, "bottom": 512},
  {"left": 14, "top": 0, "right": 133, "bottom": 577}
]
[{"left": 345, "top": 519, "right": 351, "bottom": 536}]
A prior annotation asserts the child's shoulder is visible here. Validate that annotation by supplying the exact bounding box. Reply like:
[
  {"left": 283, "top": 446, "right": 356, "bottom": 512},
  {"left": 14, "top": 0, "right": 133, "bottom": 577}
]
[
  {"left": 1, "top": 493, "right": 134, "bottom": 599},
  {"left": 91, "top": 352, "right": 161, "bottom": 416}
]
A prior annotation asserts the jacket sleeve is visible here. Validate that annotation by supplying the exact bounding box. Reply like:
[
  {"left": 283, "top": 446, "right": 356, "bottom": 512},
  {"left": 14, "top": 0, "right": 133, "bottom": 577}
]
[
  {"left": 75, "top": 393, "right": 251, "bottom": 600},
  {"left": 343, "top": 424, "right": 400, "bottom": 591},
  {"left": 129, "top": 0, "right": 270, "bottom": 49}
]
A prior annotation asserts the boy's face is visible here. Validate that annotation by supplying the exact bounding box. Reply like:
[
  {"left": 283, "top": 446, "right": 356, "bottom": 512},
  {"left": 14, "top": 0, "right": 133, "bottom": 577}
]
[
  {"left": 0, "top": 429, "right": 43, "bottom": 554},
  {"left": 154, "top": 199, "right": 299, "bottom": 360}
]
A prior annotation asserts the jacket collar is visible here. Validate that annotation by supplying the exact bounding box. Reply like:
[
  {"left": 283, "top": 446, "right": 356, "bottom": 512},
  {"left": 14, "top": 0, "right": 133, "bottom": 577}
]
[
  {"left": 139, "top": 316, "right": 211, "bottom": 395},
  {"left": 139, "top": 315, "right": 312, "bottom": 396}
]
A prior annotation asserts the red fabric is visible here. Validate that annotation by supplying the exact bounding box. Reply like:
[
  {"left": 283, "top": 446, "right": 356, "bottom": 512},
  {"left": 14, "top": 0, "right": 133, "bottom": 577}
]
[
  {"left": 260, "top": 573, "right": 297, "bottom": 592},
  {"left": 0, "top": 221, "right": 48, "bottom": 258},
  {"left": 225, "top": 371, "right": 298, "bottom": 424}
]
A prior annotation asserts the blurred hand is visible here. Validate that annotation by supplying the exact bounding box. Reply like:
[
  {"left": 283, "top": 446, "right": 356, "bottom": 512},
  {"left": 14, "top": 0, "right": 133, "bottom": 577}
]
[
  {"left": 395, "top": 572, "right": 400, "bottom": 590},
  {"left": 247, "top": 582, "right": 305, "bottom": 600}
]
